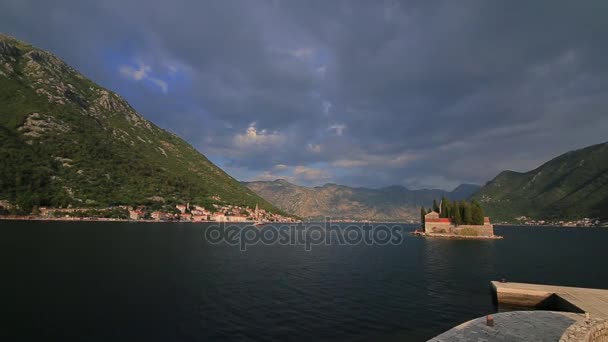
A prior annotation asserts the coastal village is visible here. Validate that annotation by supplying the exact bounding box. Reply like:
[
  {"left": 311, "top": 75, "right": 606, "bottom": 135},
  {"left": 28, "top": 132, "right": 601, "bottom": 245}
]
[
  {"left": 1, "top": 198, "right": 605, "bottom": 226},
  {"left": 122, "top": 203, "right": 282, "bottom": 223},
  {"left": 511, "top": 216, "right": 603, "bottom": 227},
  {"left": 0, "top": 200, "right": 298, "bottom": 223}
]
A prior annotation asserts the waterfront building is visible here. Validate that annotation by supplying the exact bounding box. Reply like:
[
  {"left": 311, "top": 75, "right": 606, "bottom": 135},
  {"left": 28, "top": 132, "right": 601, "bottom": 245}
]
[{"left": 424, "top": 211, "right": 494, "bottom": 236}]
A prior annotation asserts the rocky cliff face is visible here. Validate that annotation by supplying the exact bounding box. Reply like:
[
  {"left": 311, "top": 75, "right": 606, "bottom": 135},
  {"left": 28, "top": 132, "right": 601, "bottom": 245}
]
[
  {"left": 244, "top": 179, "right": 479, "bottom": 221},
  {"left": 0, "top": 34, "right": 282, "bottom": 213}
]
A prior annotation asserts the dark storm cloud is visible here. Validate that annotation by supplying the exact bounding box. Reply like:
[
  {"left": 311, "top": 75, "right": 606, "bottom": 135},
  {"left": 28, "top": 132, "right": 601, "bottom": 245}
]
[{"left": 2, "top": 0, "right": 607, "bottom": 189}]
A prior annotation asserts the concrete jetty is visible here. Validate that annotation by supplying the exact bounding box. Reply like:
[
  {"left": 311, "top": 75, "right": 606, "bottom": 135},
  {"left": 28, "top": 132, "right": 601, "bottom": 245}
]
[{"left": 491, "top": 281, "right": 608, "bottom": 317}]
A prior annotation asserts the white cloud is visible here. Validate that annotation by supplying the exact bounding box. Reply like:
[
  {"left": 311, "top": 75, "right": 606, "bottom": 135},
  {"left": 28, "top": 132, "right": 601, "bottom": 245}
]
[
  {"left": 234, "top": 123, "right": 285, "bottom": 148},
  {"left": 149, "top": 78, "right": 169, "bottom": 93},
  {"left": 167, "top": 64, "right": 178, "bottom": 75},
  {"left": 332, "top": 159, "right": 369, "bottom": 168},
  {"left": 316, "top": 65, "right": 326, "bottom": 79},
  {"left": 290, "top": 47, "right": 315, "bottom": 60},
  {"left": 307, "top": 143, "right": 322, "bottom": 153},
  {"left": 386, "top": 153, "right": 415, "bottom": 166},
  {"left": 273, "top": 164, "right": 289, "bottom": 171},
  {"left": 119, "top": 64, "right": 149, "bottom": 81},
  {"left": 332, "top": 152, "right": 416, "bottom": 168},
  {"left": 322, "top": 100, "right": 332, "bottom": 115},
  {"left": 328, "top": 123, "right": 346, "bottom": 136},
  {"left": 252, "top": 171, "right": 295, "bottom": 183},
  {"left": 293, "top": 166, "right": 331, "bottom": 181},
  {"left": 249, "top": 165, "right": 332, "bottom": 185},
  {"left": 119, "top": 62, "right": 169, "bottom": 93}
]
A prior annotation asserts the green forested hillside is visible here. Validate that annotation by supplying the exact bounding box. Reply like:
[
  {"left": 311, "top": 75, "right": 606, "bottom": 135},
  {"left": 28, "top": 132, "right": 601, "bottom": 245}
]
[
  {"left": 0, "top": 34, "right": 281, "bottom": 214},
  {"left": 471, "top": 142, "right": 608, "bottom": 221}
]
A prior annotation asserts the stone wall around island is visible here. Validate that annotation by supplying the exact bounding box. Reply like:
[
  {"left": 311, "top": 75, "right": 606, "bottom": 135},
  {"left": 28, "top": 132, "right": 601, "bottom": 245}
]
[
  {"left": 453, "top": 223, "right": 495, "bottom": 237},
  {"left": 425, "top": 222, "right": 495, "bottom": 237}
]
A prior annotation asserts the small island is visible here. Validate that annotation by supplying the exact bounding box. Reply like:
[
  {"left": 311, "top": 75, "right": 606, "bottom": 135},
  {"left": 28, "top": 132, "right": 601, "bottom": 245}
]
[{"left": 414, "top": 198, "right": 502, "bottom": 239}]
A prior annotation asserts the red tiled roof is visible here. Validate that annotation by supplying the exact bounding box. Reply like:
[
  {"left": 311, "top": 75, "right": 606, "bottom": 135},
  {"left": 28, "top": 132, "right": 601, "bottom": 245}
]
[{"left": 425, "top": 218, "right": 452, "bottom": 223}]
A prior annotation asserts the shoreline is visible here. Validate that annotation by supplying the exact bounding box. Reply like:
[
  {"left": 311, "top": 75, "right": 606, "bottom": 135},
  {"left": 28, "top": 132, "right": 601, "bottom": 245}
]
[
  {"left": 411, "top": 231, "right": 503, "bottom": 239},
  {"left": 497, "top": 223, "right": 607, "bottom": 228},
  {"left": 1, "top": 216, "right": 605, "bottom": 228},
  {"left": 0, "top": 216, "right": 297, "bottom": 224}
]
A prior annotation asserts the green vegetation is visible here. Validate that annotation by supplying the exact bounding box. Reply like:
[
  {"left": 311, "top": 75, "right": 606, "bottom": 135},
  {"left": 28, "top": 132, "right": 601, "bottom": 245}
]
[
  {"left": 51, "top": 208, "right": 129, "bottom": 219},
  {"left": 453, "top": 201, "right": 462, "bottom": 225},
  {"left": 0, "top": 34, "right": 288, "bottom": 216},
  {"left": 471, "top": 142, "right": 608, "bottom": 221},
  {"left": 432, "top": 199, "right": 439, "bottom": 213},
  {"left": 420, "top": 207, "right": 426, "bottom": 228}
]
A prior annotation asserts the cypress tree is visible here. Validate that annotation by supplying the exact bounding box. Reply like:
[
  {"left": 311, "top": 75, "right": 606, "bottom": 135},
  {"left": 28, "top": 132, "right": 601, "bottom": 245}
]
[
  {"left": 440, "top": 196, "right": 448, "bottom": 218},
  {"left": 445, "top": 199, "right": 452, "bottom": 218},
  {"left": 477, "top": 205, "right": 485, "bottom": 224},
  {"left": 432, "top": 199, "right": 439, "bottom": 213},
  {"left": 453, "top": 201, "right": 462, "bottom": 225},
  {"left": 459, "top": 201, "right": 467, "bottom": 223},
  {"left": 471, "top": 200, "right": 484, "bottom": 225},
  {"left": 463, "top": 201, "right": 472, "bottom": 224},
  {"left": 447, "top": 200, "right": 454, "bottom": 217},
  {"left": 420, "top": 207, "right": 426, "bottom": 229}
]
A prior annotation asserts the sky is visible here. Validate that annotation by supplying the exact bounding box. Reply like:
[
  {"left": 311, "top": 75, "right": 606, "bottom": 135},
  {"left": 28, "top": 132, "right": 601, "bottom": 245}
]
[{"left": 2, "top": 0, "right": 608, "bottom": 190}]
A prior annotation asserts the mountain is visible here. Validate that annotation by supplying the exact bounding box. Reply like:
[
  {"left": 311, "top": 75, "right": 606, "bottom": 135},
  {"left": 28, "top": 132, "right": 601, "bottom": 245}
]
[
  {"left": 471, "top": 142, "right": 608, "bottom": 221},
  {"left": 0, "top": 34, "right": 282, "bottom": 214},
  {"left": 451, "top": 184, "right": 483, "bottom": 199},
  {"left": 243, "top": 179, "right": 480, "bottom": 221}
]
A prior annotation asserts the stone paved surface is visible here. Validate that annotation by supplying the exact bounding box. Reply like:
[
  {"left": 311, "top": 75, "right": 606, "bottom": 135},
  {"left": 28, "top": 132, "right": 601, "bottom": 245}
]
[{"left": 429, "top": 311, "right": 585, "bottom": 342}]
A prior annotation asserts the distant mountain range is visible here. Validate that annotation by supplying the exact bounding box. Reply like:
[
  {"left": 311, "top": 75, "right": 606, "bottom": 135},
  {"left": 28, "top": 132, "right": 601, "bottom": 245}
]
[
  {"left": 247, "top": 141, "right": 608, "bottom": 222},
  {"left": 472, "top": 141, "right": 608, "bottom": 222},
  {"left": 243, "top": 180, "right": 480, "bottom": 221},
  {"left": 0, "top": 34, "right": 283, "bottom": 214}
]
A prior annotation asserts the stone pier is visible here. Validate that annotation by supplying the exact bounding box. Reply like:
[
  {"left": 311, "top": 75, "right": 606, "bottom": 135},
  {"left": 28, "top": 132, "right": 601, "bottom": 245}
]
[{"left": 491, "top": 281, "right": 608, "bottom": 317}]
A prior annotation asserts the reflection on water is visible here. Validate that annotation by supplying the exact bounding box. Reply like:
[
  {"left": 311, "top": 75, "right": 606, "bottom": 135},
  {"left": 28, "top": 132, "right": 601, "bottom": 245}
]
[{"left": 1, "top": 222, "right": 607, "bottom": 341}]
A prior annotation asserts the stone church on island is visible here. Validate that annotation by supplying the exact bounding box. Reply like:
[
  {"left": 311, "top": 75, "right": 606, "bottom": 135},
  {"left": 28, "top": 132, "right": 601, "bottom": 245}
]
[{"left": 423, "top": 211, "right": 495, "bottom": 237}]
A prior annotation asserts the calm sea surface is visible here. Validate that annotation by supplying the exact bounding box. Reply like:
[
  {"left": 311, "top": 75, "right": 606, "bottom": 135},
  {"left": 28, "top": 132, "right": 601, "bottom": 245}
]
[{"left": 2, "top": 221, "right": 607, "bottom": 341}]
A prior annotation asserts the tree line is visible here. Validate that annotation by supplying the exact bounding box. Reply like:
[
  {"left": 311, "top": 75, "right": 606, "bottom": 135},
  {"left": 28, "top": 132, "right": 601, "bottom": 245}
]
[{"left": 420, "top": 196, "right": 485, "bottom": 227}]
